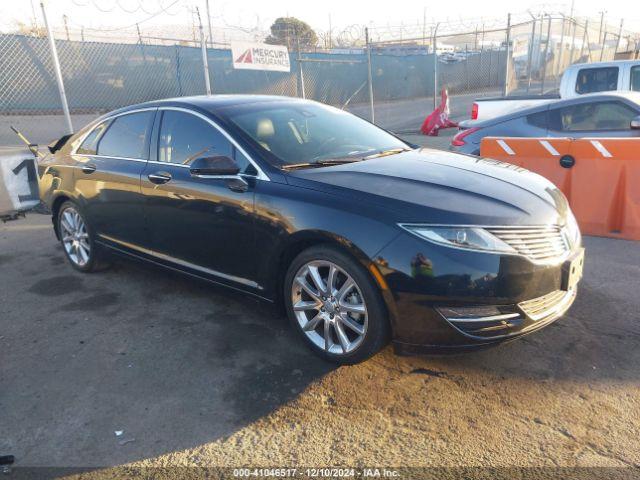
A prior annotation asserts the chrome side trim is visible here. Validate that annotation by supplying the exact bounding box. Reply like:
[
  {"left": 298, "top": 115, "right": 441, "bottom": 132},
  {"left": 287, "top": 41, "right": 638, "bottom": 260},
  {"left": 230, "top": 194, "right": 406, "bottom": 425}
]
[
  {"left": 73, "top": 154, "right": 147, "bottom": 163},
  {"left": 98, "top": 233, "right": 263, "bottom": 290}
]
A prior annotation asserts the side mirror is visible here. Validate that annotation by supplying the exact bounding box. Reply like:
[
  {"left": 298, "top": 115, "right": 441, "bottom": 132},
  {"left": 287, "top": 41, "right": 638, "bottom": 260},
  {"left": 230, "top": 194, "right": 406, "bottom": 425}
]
[
  {"left": 189, "top": 156, "right": 240, "bottom": 176},
  {"left": 631, "top": 116, "right": 640, "bottom": 130}
]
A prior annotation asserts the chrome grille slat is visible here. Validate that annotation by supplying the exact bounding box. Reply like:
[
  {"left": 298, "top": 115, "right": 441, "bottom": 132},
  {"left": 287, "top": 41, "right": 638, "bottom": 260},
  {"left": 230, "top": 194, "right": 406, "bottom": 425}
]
[
  {"left": 487, "top": 225, "right": 570, "bottom": 263},
  {"left": 519, "top": 289, "right": 576, "bottom": 321}
]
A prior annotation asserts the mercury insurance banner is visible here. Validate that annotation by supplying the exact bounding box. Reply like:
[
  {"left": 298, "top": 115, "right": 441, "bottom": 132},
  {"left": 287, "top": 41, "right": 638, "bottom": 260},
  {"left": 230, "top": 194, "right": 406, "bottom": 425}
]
[{"left": 231, "top": 42, "right": 291, "bottom": 72}]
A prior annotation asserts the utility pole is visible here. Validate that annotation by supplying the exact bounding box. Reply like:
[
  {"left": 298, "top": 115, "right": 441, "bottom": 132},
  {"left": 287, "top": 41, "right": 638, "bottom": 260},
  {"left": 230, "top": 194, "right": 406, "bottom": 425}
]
[
  {"left": 541, "top": 14, "right": 552, "bottom": 94},
  {"left": 421, "top": 8, "right": 425, "bottom": 47},
  {"left": 579, "top": 19, "right": 588, "bottom": 61},
  {"left": 526, "top": 16, "right": 537, "bottom": 92},
  {"left": 503, "top": 13, "right": 511, "bottom": 97},
  {"left": 600, "top": 31, "right": 607, "bottom": 61},
  {"left": 614, "top": 19, "right": 623, "bottom": 57},
  {"left": 598, "top": 11, "right": 606, "bottom": 44},
  {"left": 196, "top": 7, "right": 212, "bottom": 95},
  {"left": 557, "top": 15, "right": 566, "bottom": 82},
  {"left": 365, "top": 27, "right": 374, "bottom": 123},
  {"left": 433, "top": 23, "right": 440, "bottom": 110},
  {"left": 204, "top": 0, "right": 213, "bottom": 46},
  {"left": 41, "top": 1, "right": 73, "bottom": 134},
  {"left": 63, "top": 14, "right": 70, "bottom": 40}
]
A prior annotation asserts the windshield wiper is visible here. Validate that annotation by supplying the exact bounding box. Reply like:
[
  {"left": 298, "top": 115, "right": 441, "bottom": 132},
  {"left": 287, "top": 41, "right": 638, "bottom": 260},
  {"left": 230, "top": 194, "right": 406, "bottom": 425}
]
[
  {"left": 364, "top": 147, "right": 413, "bottom": 159},
  {"left": 280, "top": 158, "right": 362, "bottom": 171}
]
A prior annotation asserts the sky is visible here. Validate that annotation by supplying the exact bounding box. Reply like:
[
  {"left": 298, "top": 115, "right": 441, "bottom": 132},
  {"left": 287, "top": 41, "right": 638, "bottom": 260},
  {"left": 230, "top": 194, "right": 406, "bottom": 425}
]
[{"left": 3, "top": 0, "right": 640, "bottom": 39}]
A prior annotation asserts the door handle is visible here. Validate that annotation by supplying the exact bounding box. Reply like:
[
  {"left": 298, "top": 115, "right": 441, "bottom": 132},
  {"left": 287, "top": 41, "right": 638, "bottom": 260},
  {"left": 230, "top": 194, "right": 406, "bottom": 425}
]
[
  {"left": 148, "top": 171, "right": 172, "bottom": 185},
  {"left": 81, "top": 163, "right": 97, "bottom": 174}
]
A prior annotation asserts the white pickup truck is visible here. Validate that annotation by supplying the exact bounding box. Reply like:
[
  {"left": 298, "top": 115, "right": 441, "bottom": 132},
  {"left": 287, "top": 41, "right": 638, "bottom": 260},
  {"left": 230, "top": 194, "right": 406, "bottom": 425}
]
[{"left": 471, "top": 60, "right": 640, "bottom": 121}]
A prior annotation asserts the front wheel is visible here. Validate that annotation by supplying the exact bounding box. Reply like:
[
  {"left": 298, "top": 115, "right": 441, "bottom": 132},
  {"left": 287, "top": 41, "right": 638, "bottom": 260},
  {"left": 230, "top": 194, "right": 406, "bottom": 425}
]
[{"left": 284, "top": 245, "right": 389, "bottom": 364}]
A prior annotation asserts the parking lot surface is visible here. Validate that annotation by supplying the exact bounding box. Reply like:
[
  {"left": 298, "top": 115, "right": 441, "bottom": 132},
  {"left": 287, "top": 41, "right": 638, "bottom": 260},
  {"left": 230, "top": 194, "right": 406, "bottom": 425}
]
[{"left": 1, "top": 214, "right": 639, "bottom": 474}]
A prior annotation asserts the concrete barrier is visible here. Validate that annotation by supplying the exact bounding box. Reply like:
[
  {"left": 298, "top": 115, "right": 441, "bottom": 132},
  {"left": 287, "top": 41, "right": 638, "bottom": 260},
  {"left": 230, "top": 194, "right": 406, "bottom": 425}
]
[{"left": 480, "top": 137, "right": 640, "bottom": 241}]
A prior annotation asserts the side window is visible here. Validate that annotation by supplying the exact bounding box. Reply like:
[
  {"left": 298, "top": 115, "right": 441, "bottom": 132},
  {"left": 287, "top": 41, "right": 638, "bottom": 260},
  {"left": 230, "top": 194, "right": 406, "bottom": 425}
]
[
  {"left": 77, "top": 121, "right": 109, "bottom": 155},
  {"left": 157, "top": 111, "right": 248, "bottom": 172},
  {"left": 526, "top": 111, "right": 548, "bottom": 129},
  {"left": 557, "top": 102, "right": 637, "bottom": 131},
  {"left": 97, "top": 111, "right": 154, "bottom": 159},
  {"left": 631, "top": 66, "right": 640, "bottom": 92},
  {"left": 575, "top": 67, "right": 619, "bottom": 94}
]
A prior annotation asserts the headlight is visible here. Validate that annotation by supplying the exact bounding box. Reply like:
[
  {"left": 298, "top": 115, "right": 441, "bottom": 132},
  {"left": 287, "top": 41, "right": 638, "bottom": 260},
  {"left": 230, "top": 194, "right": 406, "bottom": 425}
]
[
  {"left": 399, "top": 224, "right": 517, "bottom": 254},
  {"left": 565, "top": 210, "right": 581, "bottom": 247}
]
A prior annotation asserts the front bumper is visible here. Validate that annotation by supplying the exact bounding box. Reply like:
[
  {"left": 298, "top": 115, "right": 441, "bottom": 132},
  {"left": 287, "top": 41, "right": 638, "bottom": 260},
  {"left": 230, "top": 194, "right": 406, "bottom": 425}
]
[{"left": 374, "top": 232, "right": 584, "bottom": 353}]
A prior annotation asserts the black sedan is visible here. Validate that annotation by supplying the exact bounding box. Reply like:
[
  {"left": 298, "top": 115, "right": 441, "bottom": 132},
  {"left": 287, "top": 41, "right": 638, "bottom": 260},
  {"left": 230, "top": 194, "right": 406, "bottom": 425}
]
[
  {"left": 451, "top": 92, "right": 640, "bottom": 155},
  {"left": 39, "top": 95, "right": 584, "bottom": 364}
]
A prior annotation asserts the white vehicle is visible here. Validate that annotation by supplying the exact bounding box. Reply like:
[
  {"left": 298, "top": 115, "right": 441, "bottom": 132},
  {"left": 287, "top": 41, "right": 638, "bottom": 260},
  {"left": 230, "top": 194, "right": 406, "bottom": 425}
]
[{"left": 470, "top": 60, "right": 640, "bottom": 121}]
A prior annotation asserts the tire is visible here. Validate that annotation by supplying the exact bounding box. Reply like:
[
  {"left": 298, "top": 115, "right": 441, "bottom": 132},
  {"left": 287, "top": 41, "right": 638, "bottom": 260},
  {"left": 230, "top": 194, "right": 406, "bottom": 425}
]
[
  {"left": 56, "top": 201, "right": 109, "bottom": 273},
  {"left": 284, "top": 245, "right": 389, "bottom": 364}
]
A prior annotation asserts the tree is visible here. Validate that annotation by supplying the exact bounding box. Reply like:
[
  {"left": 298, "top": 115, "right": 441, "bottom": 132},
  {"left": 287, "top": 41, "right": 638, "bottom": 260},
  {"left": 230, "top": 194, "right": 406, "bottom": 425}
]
[{"left": 265, "top": 17, "right": 318, "bottom": 50}]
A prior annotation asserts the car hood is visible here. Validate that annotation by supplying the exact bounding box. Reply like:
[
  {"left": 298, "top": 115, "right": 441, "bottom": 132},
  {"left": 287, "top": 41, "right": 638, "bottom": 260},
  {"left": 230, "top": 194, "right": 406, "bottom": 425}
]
[{"left": 285, "top": 148, "right": 569, "bottom": 225}]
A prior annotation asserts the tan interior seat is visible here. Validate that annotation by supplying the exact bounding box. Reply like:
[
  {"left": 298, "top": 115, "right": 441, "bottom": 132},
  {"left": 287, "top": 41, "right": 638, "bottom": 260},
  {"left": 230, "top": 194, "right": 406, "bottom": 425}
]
[{"left": 256, "top": 118, "right": 275, "bottom": 151}]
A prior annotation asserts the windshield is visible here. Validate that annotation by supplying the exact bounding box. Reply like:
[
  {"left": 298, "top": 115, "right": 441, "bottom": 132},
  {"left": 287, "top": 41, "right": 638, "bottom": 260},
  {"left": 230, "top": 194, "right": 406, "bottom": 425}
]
[{"left": 224, "top": 102, "right": 409, "bottom": 167}]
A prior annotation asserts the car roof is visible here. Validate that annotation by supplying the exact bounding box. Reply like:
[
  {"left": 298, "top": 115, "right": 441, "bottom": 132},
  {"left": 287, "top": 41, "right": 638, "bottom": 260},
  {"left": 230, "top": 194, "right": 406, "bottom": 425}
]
[
  {"left": 110, "top": 94, "right": 310, "bottom": 116},
  {"left": 477, "top": 91, "right": 640, "bottom": 126},
  {"left": 569, "top": 59, "right": 640, "bottom": 69}
]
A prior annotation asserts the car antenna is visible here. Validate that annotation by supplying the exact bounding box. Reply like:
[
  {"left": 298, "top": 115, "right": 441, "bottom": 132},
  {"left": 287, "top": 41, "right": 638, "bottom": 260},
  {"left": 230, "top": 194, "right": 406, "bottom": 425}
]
[{"left": 10, "top": 126, "right": 44, "bottom": 159}]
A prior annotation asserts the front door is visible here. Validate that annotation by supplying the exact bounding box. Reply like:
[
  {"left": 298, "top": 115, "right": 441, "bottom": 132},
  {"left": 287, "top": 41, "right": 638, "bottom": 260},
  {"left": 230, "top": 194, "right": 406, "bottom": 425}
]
[{"left": 140, "top": 109, "right": 259, "bottom": 291}]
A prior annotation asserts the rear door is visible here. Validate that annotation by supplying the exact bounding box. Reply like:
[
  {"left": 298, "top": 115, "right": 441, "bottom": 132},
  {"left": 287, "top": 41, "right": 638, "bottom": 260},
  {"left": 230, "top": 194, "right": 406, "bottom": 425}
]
[
  {"left": 73, "top": 109, "right": 156, "bottom": 246},
  {"left": 547, "top": 100, "right": 640, "bottom": 138}
]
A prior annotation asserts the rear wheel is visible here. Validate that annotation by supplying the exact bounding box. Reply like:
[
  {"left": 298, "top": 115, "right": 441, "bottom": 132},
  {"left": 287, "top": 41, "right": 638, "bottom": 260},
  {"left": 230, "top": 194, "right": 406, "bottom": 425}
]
[
  {"left": 284, "top": 245, "right": 389, "bottom": 364},
  {"left": 57, "top": 201, "right": 108, "bottom": 273}
]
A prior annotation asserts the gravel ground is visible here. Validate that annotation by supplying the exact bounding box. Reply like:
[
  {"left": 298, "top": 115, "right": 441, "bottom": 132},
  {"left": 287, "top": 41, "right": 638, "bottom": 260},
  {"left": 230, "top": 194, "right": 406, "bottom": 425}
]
[{"left": 1, "top": 213, "right": 639, "bottom": 478}]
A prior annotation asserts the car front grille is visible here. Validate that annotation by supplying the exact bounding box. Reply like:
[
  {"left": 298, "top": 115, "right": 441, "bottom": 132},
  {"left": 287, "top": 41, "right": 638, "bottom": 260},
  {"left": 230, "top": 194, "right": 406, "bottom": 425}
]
[
  {"left": 518, "top": 288, "right": 576, "bottom": 322},
  {"left": 438, "top": 288, "right": 576, "bottom": 340},
  {"left": 486, "top": 225, "right": 570, "bottom": 263}
]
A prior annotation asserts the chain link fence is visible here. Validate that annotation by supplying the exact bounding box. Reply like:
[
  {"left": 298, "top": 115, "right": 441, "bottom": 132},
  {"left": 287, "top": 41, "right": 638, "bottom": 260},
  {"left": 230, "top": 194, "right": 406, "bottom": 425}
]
[{"left": 1, "top": 11, "right": 639, "bottom": 146}]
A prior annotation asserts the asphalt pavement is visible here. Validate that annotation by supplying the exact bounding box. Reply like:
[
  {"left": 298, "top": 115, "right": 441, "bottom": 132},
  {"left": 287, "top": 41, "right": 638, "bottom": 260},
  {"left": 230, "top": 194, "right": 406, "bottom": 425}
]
[{"left": 1, "top": 213, "right": 639, "bottom": 475}]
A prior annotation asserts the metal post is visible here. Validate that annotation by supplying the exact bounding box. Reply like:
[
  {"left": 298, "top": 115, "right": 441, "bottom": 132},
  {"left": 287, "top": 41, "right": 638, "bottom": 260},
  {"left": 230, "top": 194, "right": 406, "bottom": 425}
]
[
  {"left": 556, "top": 15, "right": 566, "bottom": 82},
  {"left": 579, "top": 20, "right": 588, "bottom": 61},
  {"left": 569, "top": 18, "right": 577, "bottom": 65},
  {"left": 196, "top": 7, "right": 211, "bottom": 95},
  {"left": 205, "top": 0, "right": 213, "bottom": 45},
  {"left": 296, "top": 35, "right": 306, "bottom": 99},
  {"left": 614, "top": 19, "right": 623, "bottom": 57},
  {"left": 526, "top": 18, "right": 537, "bottom": 92},
  {"left": 365, "top": 27, "right": 374, "bottom": 123},
  {"left": 541, "top": 15, "right": 552, "bottom": 94},
  {"left": 503, "top": 13, "right": 511, "bottom": 97},
  {"left": 41, "top": 1, "right": 72, "bottom": 134},
  {"left": 63, "top": 14, "right": 70, "bottom": 41},
  {"left": 432, "top": 24, "right": 439, "bottom": 110},
  {"left": 599, "top": 32, "right": 607, "bottom": 61},
  {"left": 598, "top": 11, "right": 605, "bottom": 44}
]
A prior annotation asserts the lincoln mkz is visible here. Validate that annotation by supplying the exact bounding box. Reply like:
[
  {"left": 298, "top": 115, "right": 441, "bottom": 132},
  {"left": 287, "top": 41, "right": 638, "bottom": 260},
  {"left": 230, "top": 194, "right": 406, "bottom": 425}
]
[{"left": 39, "top": 95, "right": 584, "bottom": 364}]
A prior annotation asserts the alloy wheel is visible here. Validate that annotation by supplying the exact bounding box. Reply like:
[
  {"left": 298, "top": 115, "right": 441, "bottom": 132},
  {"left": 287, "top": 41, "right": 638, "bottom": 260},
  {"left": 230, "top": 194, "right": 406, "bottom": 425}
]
[
  {"left": 291, "top": 260, "right": 368, "bottom": 355},
  {"left": 59, "top": 207, "right": 91, "bottom": 267}
]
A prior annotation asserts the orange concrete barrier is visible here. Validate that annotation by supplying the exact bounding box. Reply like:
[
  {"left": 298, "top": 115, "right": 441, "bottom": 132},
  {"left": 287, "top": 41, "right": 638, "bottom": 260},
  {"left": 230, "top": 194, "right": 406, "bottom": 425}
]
[{"left": 480, "top": 137, "right": 640, "bottom": 241}]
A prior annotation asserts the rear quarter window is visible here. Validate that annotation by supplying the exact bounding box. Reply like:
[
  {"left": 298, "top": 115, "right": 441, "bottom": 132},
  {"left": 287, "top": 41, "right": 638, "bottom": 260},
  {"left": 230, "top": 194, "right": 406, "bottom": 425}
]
[
  {"left": 526, "top": 111, "right": 547, "bottom": 129},
  {"left": 575, "top": 67, "right": 619, "bottom": 94}
]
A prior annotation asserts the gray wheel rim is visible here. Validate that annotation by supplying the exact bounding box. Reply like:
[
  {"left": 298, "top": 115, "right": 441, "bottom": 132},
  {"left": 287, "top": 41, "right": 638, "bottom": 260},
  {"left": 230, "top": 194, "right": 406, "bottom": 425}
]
[
  {"left": 60, "top": 207, "right": 91, "bottom": 267},
  {"left": 292, "top": 260, "right": 368, "bottom": 355}
]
